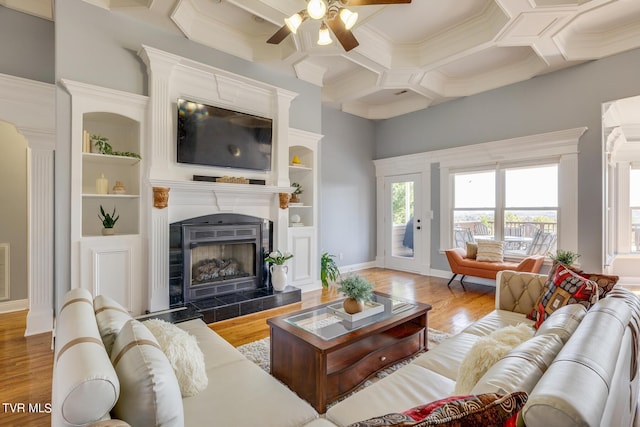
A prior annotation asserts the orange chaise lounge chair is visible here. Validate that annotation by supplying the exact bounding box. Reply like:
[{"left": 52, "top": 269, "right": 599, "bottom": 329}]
[{"left": 444, "top": 247, "right": 544, "bottom": 290}]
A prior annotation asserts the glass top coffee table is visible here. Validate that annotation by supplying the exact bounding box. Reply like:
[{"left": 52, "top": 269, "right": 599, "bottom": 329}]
[
  {"left": 284, "top": 293, "right": 419, "bottom": 340},
  {"left": 267, "top": 292, "right": 432, "bottom": 413}
]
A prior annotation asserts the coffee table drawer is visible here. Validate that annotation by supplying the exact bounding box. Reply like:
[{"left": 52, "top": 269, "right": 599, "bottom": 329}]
[{"left": 327, "top": 330, "right": 424, "bottom": 397}]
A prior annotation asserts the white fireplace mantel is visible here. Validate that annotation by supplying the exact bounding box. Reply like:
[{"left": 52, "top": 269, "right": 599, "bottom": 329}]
[{"left": 149, "top": 179, "right": 293, "bottom": 212}]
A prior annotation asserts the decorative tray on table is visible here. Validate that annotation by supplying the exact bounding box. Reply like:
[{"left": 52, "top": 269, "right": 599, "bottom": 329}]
[{"left": 327, "top": 300, "right": 385, "bottom": 322}]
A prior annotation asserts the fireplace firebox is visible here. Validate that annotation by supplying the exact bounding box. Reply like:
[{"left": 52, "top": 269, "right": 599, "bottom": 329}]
[{"left": 170, "top": 214, "right": 272, "bottom": 305}]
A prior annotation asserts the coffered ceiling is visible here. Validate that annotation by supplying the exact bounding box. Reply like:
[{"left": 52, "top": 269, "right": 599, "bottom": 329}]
[{"left": 10, "top": 0, "right": 640, "bottom": 119}]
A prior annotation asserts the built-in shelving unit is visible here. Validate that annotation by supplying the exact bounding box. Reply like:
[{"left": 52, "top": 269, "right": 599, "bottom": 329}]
[
  {"left": 62, "top": 79, "right": 148, "bottom": 314},
  {"left": 287, "top": 129, "right": 321, "bottom": 287}
]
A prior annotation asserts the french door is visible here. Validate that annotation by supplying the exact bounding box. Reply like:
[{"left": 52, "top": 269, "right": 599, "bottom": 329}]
[{"left": 384, "top": 174, "right": 424, "bottom": 272}]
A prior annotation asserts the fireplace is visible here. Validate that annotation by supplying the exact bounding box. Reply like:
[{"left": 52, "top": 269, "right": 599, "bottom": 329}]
[{"left": 170, "top": 213, "right": 272, "bottom": 306}]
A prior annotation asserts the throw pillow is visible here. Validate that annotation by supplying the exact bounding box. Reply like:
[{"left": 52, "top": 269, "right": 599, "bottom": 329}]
[
  {"left": 455, "top": 324, "right": 533, "bottom": 395},
  {"left": 475, "top": 240, "right": 504, "bottom": 262},
  {"left": 531, "top": 264, "right": 599, "bottom": 329},
  {"left": 110, "top": 319, "right": 184, "bottom": 427},
  {"left": 576, "top": 272, "right": 619, "bottom": 299},
  {"left": 465, "top": 242, "right": 478, "bottom": 259},
  {"left": 346, "top": 392, "right": 528, "bottom": 427},
  {"left": 142, "top": 319, "right": 208, "bottom": 397},
  {"left": 94, "top": 294, "right": 132, "bottom": 355}
]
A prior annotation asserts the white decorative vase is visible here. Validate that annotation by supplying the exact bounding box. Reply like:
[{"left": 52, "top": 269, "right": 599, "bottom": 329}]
[{"left": 270, "top": 264, "right": 288, "bottom": 291}]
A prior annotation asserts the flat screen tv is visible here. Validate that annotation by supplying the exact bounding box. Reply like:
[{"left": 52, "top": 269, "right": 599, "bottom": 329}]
[{"left": 177, "top": 98, "right": 273, "bottom": 171}]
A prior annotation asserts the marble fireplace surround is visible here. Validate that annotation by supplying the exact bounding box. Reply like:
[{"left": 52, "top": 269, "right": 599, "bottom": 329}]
[{"left": 139, "top": 45, "right": 298, "bottom": 313}]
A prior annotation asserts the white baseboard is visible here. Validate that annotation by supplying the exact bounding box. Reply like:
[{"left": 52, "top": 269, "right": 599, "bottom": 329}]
[
  {"left": 341, "top": 261, "right": 377, "bottom": 273},
  {"left": 0, "top": 298, "right": 28, "bottom": 314},
  {"left": 25, "top": 307, "right": 53, "bottom": 336}
]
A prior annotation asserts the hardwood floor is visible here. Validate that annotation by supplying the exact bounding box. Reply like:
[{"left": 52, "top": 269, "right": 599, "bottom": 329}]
[{"left": 0, "top": 268, "right": 495, "bottom": 426}]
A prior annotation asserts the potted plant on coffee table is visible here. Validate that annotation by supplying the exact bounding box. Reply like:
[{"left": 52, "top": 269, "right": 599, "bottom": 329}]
[
  {"left": 99, "top": 205, "right": 119, "bottom": 235},
  {"left": 337, "top": 274, "right": 374, "bottom": 314}
]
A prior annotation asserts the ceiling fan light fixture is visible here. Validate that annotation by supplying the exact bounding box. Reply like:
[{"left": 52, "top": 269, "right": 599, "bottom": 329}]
[
  {"left": 317, "top": 22, "right": 333, "bottom": 45},
  {"left": 284, "top": 12, "right": 303, "bottom": 33},
  {"left": 307, "top": 0, "right": 327, "bottom": 20},
  {"left": 339, "top": 8, "right": 358, "bottom": 30}
]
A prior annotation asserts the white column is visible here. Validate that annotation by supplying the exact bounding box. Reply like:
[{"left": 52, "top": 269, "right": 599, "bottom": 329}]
[
  {"left": 139, "top": 46, "right": 180, "bottom": 312},
  {"left": 23, "top": 129, "right": 55, "bottom": 336},
  {"left": 273, "top": 89, "right": 298, "bottom": 251}
]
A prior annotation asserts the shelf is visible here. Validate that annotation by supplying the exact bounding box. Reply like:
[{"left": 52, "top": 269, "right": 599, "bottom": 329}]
[
  {"left": 289, "top": 165, "right": 312, "bottom": 171},
  {"left": 83, "top": 193, "right": 140, "bottom": 198},
  {"left": 289, "top": 204, "right": 312, "bottom": 208},
  {"left": 83, "top": 152, "right": 141, "bottom": 166}
]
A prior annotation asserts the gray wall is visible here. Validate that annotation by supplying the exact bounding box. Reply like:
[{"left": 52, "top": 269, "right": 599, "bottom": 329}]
[
  {"left": 0, "top": 121, "right": 28, "bottom": 301},
  {"left": 320, "top": 106, "right": 376, "bottom": 266},
  {"left": 375, "top": 47, "right": 640, "bottom": 272},
  {"left": 0, "top": 6, "right": 54, "bottom": 83},
  {"left": 54, "top": 0, "right": 322, "bottom": 310}
]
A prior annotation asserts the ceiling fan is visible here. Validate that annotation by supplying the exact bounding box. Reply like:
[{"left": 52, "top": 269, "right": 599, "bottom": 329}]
[{"left": 267, "top": 0, "right": 412, "bottom": 52}]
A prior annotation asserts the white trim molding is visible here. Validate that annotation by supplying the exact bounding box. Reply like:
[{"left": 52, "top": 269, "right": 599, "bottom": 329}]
[
  {"left": 437, "top": 127, "right": 586, "bottom": 252},
  {"left": 0, "top": 73, "right": 55, "bottom": 336}
]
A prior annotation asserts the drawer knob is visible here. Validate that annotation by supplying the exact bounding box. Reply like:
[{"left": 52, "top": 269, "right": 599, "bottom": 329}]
[{"left": 380, "top": 356, "right": 387, "bottom": 362}]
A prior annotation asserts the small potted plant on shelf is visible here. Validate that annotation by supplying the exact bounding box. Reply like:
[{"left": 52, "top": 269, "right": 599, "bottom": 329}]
[
  {"left": 99, "top": 205, "right": 119, "bottom": 236},
  {"left": 320, "top": 252, "right": 340, "bottom": 288},
  {"left": 549, "top": 249, "right": 580, "bottom": 266},
  {"left": 337, "top": 274, "right": 374, "bottom": 314},
  {"left": 290, "top": 182, "right": 303, "bottom": 204},
  {"left": 91, "top": 134, "right": 112, "bottom": 155}
]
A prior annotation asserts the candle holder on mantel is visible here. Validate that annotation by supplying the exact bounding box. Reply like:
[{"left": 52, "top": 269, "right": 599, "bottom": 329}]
[{"left": 153, "top": 187, "right": 170, "bottom": 209}]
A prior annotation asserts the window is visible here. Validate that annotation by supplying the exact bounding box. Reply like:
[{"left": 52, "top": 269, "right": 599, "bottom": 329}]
[
  {"left": 631, "top": 168, "right": 640, "bottom": 253},
  {"left": 452, "top": 164, "right": 558, "bottom": 257}
]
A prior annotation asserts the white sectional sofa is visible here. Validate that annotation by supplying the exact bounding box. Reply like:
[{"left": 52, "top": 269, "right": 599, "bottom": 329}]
[
  {"left": 52, "top": 269, "right": 640, "bottom": 427},
  {"left": 51, "top": 288, "right": 334, "bottom": 427},
  {"left": 325, "top": 270, "right": 640, "bottom": 427}
]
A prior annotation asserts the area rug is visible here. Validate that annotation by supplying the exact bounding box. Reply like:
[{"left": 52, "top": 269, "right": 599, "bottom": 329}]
[{"left": 237, "top": 327, "right": 452, "bottom": 378}]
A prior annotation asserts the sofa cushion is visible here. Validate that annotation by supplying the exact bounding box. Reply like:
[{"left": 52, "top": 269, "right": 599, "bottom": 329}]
[
  {"left": 534, "top": 303, "right": 586, "bottom": 343},
  {"left": 346, "top": 392, "right": 528, "bottom": 427},
  {"left": 455, "top": 324, "right": 533, "bottom": 394},
  {"left": 143, "top": 319, "right": 208, "bottom": 397},
  {"left": 326, "top": 364, "right": 454, "bottom": 427},
  {"left": 176, "top": 319, "right": 246, "bottom": 371},
  {"left": 94, "top": 294, "right": 132, "bottom": 355},
  {"left": 531, "top": 265, "right": 598, "bottom": 328},
  {"left": 462, "top": 310, "right": 533, "bottom": 337},
  {"left": 471, "top": 333, "right": 564, "bottom": 395},
  {"left": 476, "top": 240, "right": 504, "bottom": 262},
  {"left": 110, "top": 319, "right": 184, "bottom": 427},
  {"left": 52, "top": 288, "right": 120, "bottom": 427},
  {"left": 183, "top": 359, "right": 319, "bottom": 427},
  {"left": 465, "top": 242, "right": 478, "bottom": 259}
]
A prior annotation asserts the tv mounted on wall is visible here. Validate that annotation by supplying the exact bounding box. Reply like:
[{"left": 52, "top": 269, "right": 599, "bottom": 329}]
[{"left": 177, "top": 98, "right": 273, "bottom": 171}]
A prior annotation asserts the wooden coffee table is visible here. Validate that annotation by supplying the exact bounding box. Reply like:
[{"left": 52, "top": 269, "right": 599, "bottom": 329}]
[{"left": 267, "top": 292, "right": 432, "bottom": 413}]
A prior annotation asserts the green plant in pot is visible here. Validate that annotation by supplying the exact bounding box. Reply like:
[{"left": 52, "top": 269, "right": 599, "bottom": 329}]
[
  {"left": 320, "top": 252, "right": 340, "bottom": 288},
  {"left": 99, "top": 205, "right": 119, "bottom": 236},
  {"left": 337, "top": 274, "right": 374, "bottom": 314},
  {"left": 290, "top": 182, "right": 303, "bottom": 203},
  {"left": 548, "top": 249, "right": 580, "bottom": 266}
]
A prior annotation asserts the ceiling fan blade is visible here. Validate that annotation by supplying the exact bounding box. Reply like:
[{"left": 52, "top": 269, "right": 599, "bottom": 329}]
[
  {"left": 344, "top": 0, "right": 411, "bottom": 5},
  {"left": 267, "top": 25, "right": 291, "bottom": 45},
  {"left": 326, "top": 18, "right": 359, "bottom": 52}
]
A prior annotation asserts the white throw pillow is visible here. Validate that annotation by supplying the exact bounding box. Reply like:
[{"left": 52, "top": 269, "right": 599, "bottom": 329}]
[
  {"left": 110, "top": 319, "right": 184, "bottom": 427},
  {"left": 476, "top": 240, "right": 504, "bottom": 262},
  {"left": 143, "top": 319, "right": 208, "bottom": 397},
  {"left": 94, "top": 294, "right": 132, "bottom": 355},
  {"left": 455, "top": 323, "right": 534, "bottom": 395}
]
